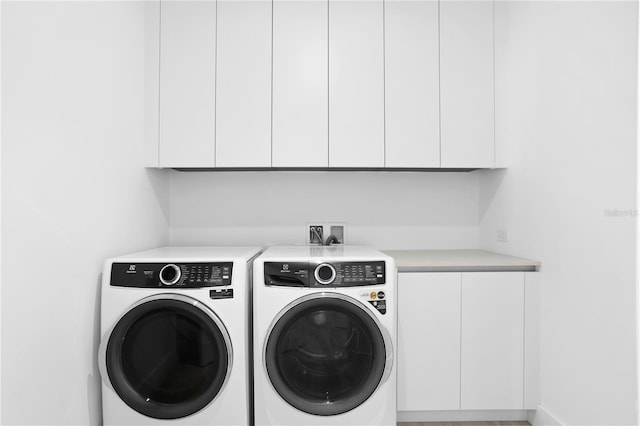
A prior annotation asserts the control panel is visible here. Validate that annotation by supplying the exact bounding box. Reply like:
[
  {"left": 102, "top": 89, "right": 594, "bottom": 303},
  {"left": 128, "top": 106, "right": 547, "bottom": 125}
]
[
  {"left": 264, "top": 261, "right": 385, "bottom": 288},
  {"left": 111, "top": 262, "right": 233, "bottom": 288}
]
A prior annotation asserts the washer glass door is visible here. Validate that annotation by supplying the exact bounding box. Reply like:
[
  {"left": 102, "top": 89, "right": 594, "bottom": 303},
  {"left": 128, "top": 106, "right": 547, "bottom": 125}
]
[
  {"left": 105, "top": 296, "right": 231, "bottom": 419},
  {"left": 265, "top": 294, "right": 388, "bottom": 416}
]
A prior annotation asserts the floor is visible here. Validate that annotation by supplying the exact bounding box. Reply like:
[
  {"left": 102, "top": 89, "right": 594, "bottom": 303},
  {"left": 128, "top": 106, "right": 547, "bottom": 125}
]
[{"left": 398, "top": 422, "right": 530, "bottom": 426}]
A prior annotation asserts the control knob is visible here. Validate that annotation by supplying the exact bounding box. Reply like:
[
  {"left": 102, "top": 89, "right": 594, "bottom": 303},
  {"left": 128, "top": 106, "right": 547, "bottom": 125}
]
[
  {"left": 160, "top": 264, "right": 181, "bottom": 286},
  {"left": 314, "top": 263, "right": 336, "bottom": 285}
]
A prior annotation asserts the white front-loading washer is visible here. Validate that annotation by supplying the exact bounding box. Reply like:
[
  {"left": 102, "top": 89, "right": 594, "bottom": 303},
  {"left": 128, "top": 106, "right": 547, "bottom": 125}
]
[
  {"left": 99, "top": 246, "right": 262, "bottom": 426},
  {"left": 253, "top": 246, "right": 397, "bottom": 426}
]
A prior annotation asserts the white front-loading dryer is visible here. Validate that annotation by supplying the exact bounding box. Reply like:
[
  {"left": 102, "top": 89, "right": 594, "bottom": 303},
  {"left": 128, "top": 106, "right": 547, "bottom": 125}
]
[
  {"left": 99, "top": 246, "right": 261, "bottom": 426},
  {"left": 253, "top": 246, "right": 397, "bottom": 426}
]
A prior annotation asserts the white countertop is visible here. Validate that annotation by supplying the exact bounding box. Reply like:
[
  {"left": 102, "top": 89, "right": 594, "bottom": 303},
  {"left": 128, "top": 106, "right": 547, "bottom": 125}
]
[
  {"left": 258, "top": 245, "right": 391, "bottom": 261},
  {"left": 109, "top": 246, "right": 264, "bottom": 262},
  {"left": 382, "top": 249, "right": 540, "bottom": 272}
]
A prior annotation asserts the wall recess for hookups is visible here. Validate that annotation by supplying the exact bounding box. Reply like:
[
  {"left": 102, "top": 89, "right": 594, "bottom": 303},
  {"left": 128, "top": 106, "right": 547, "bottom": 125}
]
[{"left": 306, "top": 222, "right": 347, "bottom": 245}]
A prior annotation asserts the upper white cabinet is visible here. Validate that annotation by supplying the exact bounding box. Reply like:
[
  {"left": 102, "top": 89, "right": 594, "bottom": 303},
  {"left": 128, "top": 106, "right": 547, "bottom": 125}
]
[
  {"left": 216, "top": 0, "right": 272, "bottom": 167},
  {"left": 144, "top": 1, "right": 160, "bottom": 167},
  {"left": 272, "top": 0, "right": 328, "bottom": 167},
  {"left": 329, "top": 0, "right": 384, "bottom": 168},
  {"left": 440, "top": 0, "right": 495, "bottom": 168},
  {"left": 148, "top": 0, "right": 497, "bottom": 169},
  {"left": 158, "top": 0, "right": 216, "bottom": 168},
  {"left": 385, "top": 0, "right": 440, "bottom": 168}
]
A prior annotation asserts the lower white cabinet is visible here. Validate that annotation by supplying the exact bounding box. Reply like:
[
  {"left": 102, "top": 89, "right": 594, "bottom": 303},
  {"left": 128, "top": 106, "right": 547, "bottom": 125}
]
[
  {"left": 397, "top": 271, "right": 539, "bottom": 412},
  {"left": 398, "top": 273, "right": 461, "bottom": 411},
  {"left": 460, "top": 272, "right": 524, "bottom": 409}
]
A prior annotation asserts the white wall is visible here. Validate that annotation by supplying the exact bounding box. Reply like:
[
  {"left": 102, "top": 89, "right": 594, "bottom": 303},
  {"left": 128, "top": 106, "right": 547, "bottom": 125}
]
[
  {"left": 169, "top": 170, "right": 480, "bottom": 249},
  {"left": 484, "top": 1, "right": 637, "bottom": 424},
  {"left": 1, "top": 2, "right": 170, "bottom": 425}
]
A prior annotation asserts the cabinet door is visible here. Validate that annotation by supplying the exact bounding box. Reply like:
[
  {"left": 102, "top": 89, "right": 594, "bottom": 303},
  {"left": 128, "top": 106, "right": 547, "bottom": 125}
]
[
  {"left": 216, "top": 0, "right": 271, "bottom": 167},
  {"left": 329, "top": 0, "right": 384, "bottom": 167},
  {"left": 144, "top": 1, "right": 160, "bottom": 167},
  {"left": 159, "top": 0, "right": 216, "bottom": 167},
  {"left": 524, "top": 272, "right": 540, "bottom": 409},
  {"left": 385, "top": 0, "right": 439, "bottom": 168},
  {"left": 398, "top": 273, "right": 461, "bottom": 411},
  {"left": 272, "top": 0, "right": 328, "bottom": 167},
  {"left": 440, "top": 0, "right": 494, "bottom": 168},
  {"left": 461, "top": 272, "right": 524, "bottom": 409}
]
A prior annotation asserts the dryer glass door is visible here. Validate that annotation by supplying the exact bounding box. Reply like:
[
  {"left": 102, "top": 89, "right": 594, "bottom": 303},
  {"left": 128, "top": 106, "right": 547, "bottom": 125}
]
[
  {"left": 265, "top": 295, "right": 387, "bottom": 416},
  {"left": 105, "top": 297, "right": 231, "bottom": 419}
]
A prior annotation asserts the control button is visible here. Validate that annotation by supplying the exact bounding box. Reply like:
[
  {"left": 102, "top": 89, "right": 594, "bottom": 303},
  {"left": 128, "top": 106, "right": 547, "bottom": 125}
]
[
  {"left": 159, "top": 264, "right": 181, "bottom": 286},
  {"left": 370, "top": 291, "right": 377, "bottom": 300},
  {"left": 377, "top": 291, "right": 385, "bottom": 300},
  {"left": 314, "top": 263, "right": 336, "bottom": 285}
]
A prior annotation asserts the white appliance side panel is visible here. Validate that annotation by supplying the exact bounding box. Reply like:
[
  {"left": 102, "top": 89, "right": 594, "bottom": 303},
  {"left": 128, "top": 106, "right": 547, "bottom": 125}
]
[
  {"left": 385, "top": 0, "right": 440, "bottom": 168},
  {"left": 272, "top": 0, "right": 328, "bottom": 167},
  {"left": 440, "top": 0, "right": 494, "bottom": 168},
  {"left": 216, "top": 0, "right": 272, "bottom": 167},
  {"left": 329, "top": 0, "right": 384, "bottom": 168},
  {"left": 461, "top": 272, "right": 524, "bottom": 409},
  {"left": 397, "top": 272, "right": 461, "bottom": 411},
  {"left": 159, "top": 0, "right": 216, "bottom": 167}
]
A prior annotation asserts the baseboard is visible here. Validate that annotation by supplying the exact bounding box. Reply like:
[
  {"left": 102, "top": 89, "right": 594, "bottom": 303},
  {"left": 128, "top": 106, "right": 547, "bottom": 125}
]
[
  {"left": 397, "top": 410, "right": 531, "bottom": 422},
  {"left": 530, "top": 404, "right": 565, "bottom": 426}
]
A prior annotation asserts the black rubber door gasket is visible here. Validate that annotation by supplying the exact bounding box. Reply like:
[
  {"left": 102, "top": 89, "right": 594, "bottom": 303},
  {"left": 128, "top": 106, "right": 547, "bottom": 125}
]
[
  {"left": 265, "top": 296, "right": 386, "bottom": 416},
  {"left": 106, "top": 298, "right": 230, "bottom": 419}
]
